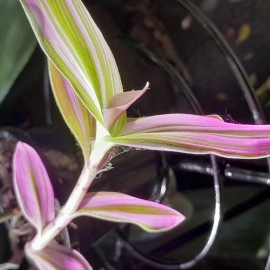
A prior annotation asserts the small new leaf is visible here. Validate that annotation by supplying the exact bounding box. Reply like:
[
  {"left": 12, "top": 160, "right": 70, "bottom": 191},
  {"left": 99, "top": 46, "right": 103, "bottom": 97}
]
[{"left": 12, "top": 142, "right": 55, "bottom": 234}]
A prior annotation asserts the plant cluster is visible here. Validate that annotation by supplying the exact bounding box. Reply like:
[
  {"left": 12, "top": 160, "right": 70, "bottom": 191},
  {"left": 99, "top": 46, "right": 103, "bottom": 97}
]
[{"left": 2, "top": 0, "right": 270, "bottom": 269}]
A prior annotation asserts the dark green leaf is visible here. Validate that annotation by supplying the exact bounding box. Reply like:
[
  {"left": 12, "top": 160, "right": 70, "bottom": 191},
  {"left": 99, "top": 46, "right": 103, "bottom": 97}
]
[{"left": 0, "top": 0, "right": 36, "bottom": 104}]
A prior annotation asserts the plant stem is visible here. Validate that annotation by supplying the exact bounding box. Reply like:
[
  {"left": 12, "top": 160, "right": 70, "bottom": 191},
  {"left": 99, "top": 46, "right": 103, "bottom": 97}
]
[
  {"left": 30, "top": 139, "right": 114, "bottom": 251},
  {"left": 60, "top": 166, "right": 98, "bottom": 215},
  {"left": 30, "top": 165, "right": 97, "bottom": 251},
  {"left": 60, "top": 139, "right": 114, "bottom": 216}
]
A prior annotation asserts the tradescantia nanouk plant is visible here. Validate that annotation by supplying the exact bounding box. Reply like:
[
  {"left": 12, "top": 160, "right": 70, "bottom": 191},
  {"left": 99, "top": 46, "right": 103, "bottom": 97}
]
[{"left": 9, "top": 0, "right": 270, "bottom": 269}]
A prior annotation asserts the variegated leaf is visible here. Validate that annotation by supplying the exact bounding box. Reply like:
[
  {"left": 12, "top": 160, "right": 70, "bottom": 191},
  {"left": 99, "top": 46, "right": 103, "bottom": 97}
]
[
  {"left": 20, "top": 0, "right": 123, "bottom": 124},
  {"left": 102, "top": 82, "right": 149, "bottom": 136},
  {"left": 71, "top": 192, "right": 185, "bottom": 232},
  {"left": 26, "top": 242, "right": 92, "bottom": 270},
  {"left": 49, "top": 61, "right": 95, "bottom": 161},
  {"left": 108, "top": 114, "right": 270, "bottom": 158},
  {"left": 12, "top": 142, "right": 55, "bottom": 234}
]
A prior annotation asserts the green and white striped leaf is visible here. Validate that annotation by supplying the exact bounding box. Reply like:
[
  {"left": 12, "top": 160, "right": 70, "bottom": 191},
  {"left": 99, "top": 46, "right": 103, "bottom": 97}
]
[
  {"left": 20, "top": 0, "right": 123, "bottom": 124},
  {"left": 49, "top": 62, "right": 95, "bottom": 161}
]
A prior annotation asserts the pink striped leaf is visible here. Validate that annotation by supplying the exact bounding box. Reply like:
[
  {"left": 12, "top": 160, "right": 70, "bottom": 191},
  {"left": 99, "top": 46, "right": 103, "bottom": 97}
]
[
  {"left": 12, "top": 142, "right": 55, "bottom": 234},
  {"left": 19, "top": 0, "right": 123, "bottom": 125},
  {"left": 71, "top": 192, "right": 185, "bottom": 232},
  {"left": 26, "top": 242, "right": 92, "bottom": 270},
  {"left": 106, "top": 114, "right": 270, "bottom": 159},
  {"left": 49, "top": 62, "right": 95, "bottom": 161},
  {"left": 102, "top": 83, "right": 149, "bottom": 136}
]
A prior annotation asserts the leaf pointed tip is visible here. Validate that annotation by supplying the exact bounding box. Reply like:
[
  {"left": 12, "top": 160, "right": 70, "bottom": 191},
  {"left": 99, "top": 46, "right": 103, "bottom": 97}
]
[
  {"left": 74, "top": 192, "right": 185, "bottom": 233},
  {"left": 13, "top": 142, "right": 55, "bottom": 232}
]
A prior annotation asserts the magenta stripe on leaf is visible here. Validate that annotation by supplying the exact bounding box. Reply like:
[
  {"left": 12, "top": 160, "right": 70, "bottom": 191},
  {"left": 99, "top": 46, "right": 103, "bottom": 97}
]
[
  {"left": 72, "top": 192, "right": 185, "bottom": 232},
  {"left": 112, "top": 114, "right": 270, "bottom": 158},
  {"left": 26, "top": 242, "right": 92, "bottom": 270},
  {"left": 12, "top": 142, "right": 55, "bottom": 233},
  {"left": 123, "top": 114, "right": 270, "bottom": 135}
]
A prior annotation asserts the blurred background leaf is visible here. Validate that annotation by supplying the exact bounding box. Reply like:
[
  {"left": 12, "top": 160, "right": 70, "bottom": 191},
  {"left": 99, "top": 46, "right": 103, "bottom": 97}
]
[{"left": 0, "top": 0, "right": 36, "bottom": 105}]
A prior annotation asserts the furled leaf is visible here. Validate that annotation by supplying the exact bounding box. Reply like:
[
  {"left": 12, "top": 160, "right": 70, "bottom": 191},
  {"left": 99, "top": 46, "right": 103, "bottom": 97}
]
[
  {"left": 19, "top": 0, "right": 123, "bottom": 124},
  {"left": 0, "top": 0, "right": 36, "bottom": 104},
  {"left": 108, "top": 114, "right": 270, "bottom": 158},
  {"left": 12, "top": 142, "right": 55, "bottom": 234},
  {"left": 102, "top": 82, "right": 149, "bottom": 135},
  {"left": 49, "top": 62, "right": 95, "bottom": 161},
  {"left": 26, "top": 242, "right": 92, "bottom": 270},
  {"left": 71, "top": 192, "right": 185, "bottom": 232}
]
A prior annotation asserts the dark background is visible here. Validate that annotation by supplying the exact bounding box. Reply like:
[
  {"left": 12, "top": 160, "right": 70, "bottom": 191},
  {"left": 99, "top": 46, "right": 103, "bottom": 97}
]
[{"left": 0, "top": 1, "right": 270, "bottom": 269}]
